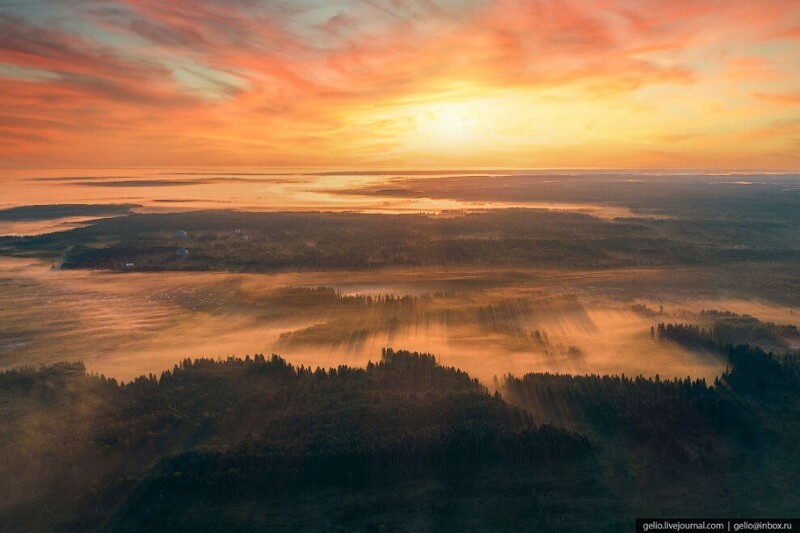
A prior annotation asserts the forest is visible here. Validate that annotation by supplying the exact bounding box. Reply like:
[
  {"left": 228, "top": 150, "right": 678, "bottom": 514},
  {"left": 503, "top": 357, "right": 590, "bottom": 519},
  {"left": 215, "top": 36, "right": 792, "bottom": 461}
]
[
  {"left": 1, "top": 208, "right": 798, "bottom": 306},
  {"left": 655, "top": 316, "right": 800, "bottom": 354},
  {"left": 3, "top": 0, "right": 799, "bottom": 529},
  {"left": 1, "top": 208, "right": 797, "bottom": 270},
  {"left": 1, "top": 196, "right": 798, "bottom": 531},
  {"left": 2, "top": 341, "right": 798, "bottom": 532}
]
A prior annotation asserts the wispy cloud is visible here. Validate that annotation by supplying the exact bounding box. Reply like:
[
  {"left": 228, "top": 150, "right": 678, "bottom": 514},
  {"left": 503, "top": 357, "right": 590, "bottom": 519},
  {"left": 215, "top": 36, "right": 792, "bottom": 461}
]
[
  {"left": 753, "top": 91, "right": 800, "bottom": 106},
  {"left": 1, "top": 0, "right": 799, "bottom": 168}
]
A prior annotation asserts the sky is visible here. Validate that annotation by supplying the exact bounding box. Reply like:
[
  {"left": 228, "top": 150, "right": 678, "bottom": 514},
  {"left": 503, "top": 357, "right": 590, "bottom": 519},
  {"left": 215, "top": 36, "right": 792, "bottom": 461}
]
[{"left": 1, "top": 0, "right": 799, "bottom": 169}]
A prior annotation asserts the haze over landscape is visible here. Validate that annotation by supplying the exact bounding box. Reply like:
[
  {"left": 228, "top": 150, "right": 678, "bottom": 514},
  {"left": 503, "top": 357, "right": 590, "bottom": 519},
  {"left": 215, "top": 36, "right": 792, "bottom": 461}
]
[{"left": 1, "top": 1, "right": 799, "bottom": 532}]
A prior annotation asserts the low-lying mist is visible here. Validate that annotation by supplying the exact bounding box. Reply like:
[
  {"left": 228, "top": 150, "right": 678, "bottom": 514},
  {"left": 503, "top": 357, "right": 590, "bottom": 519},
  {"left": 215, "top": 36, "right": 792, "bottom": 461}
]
[{"left": 4, "top": 257, "right": 794, "bottom": 384}]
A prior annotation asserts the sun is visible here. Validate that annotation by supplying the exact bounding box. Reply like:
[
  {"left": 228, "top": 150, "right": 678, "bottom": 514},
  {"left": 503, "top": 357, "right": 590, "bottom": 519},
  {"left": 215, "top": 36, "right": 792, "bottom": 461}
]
[
  {"left": 425, "top": 103, "right": 477, "bottom": 142},
  {"left": 368, "top": 95, "right": 502, "bottom": 157}
]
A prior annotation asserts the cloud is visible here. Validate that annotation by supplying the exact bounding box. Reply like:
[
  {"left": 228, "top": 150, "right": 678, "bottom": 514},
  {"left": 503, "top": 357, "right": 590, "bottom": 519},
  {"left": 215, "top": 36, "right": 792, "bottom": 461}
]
[
  {"left": 0, "top": 14, "right": 166, "bottom": 80},
  {"left": 1, "top": 0, "right": 800, "bottom": 168},
  {"left": 69, "top": 179, "right": 201, "bottom": 187},
  {"left": 753, "top": 91, "right": 800, "bottom": 106},
  {"left": 774, "top": 26, "right": 800, "bottom": 40}
]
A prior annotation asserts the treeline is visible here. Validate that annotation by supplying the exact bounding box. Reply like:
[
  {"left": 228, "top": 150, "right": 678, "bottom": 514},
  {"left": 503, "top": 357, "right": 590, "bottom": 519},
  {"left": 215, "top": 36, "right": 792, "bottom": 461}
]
[
  {"left": 2, "top": 342, "right": 799, "bottom": 531},
  {"left": 503, "top": 340, "right": 800, "bottom": 455},
  {"left": 656, "top": 318, "right": 799, "bottom": 352},
  {"left": 722, "top": 343, "right": 800, "bottom": 394},
  {"left": 4, "top": 209, "right": 799, "bottom": 275},
  {"left": 270, "top": 286, "right": 421, "bottom": 309},
  {"left": 502, "top": 340, "right": 800, "bottom": 522},
  {"left": 503, "top": 369, "right": 731, "bottom": 454},
  {"left": 655, "top": 322, "right": 716, "bottom": 350},
  {"left": 712, "top": 316, "right": 799, "bottom": 347},
  {"left": 0, "top": 203, "right": 139, "bottom": 221},
  {"left": 0, "top": 349, "right": 596, "bottom": 532},
  {"left": 655, "top": 323, "right": 800, "bottom": 391}
]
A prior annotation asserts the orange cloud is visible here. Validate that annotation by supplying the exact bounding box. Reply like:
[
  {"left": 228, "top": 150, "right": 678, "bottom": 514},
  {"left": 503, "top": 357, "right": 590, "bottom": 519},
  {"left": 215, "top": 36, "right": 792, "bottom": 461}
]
[
  {"left": 1, "top": 0, "right": 799, "bottom": 168},
  {"left": 753, "top": 91, "right": 800, "bottom": 106}
]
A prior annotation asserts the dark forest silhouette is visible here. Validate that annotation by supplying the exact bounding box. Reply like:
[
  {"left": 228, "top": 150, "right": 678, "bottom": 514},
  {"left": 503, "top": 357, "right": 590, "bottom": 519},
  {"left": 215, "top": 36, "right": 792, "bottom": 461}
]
[{"left": 2, "top": 342, "right": 798, "bottom": 531}]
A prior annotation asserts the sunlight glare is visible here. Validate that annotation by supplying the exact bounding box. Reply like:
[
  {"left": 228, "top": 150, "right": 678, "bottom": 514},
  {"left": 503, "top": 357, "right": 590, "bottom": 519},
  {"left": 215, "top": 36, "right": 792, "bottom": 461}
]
[{"left": 425, "top": 103, "right": 478, "bottom": 143}]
